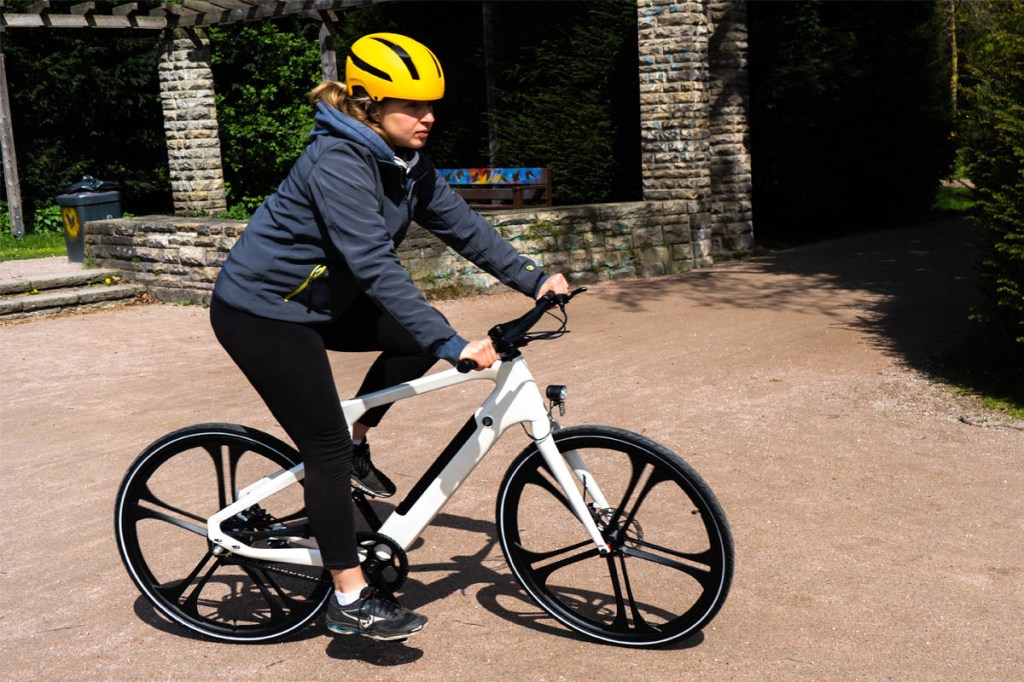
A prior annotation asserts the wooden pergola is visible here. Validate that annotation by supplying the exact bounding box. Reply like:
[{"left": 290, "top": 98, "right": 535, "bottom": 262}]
[{"left": 0, "top": 0, "right": 400, "bottom": 235}]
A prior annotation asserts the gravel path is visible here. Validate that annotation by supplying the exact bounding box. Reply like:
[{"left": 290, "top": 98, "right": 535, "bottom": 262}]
[{"left": 1, "top": 218, "right": 1020, "bottom": 680}]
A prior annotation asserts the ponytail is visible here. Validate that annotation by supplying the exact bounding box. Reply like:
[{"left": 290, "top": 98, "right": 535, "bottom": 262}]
[{"left": 309, "top": 81, "right": 393, "bottom": 147}]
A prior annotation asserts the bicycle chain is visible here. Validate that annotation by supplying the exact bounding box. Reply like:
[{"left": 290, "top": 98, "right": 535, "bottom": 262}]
[{"left": 224, "top": 554, "right": 329, "bottom": 584}]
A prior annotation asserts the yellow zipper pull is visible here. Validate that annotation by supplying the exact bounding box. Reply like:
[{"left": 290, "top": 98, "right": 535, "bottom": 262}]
[{"left": 284, "top": 264, "right": 328, "bottom": 302}]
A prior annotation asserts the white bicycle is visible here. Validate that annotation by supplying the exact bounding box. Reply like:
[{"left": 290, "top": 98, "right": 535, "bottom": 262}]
[{"left": 115, "top": 289, "right": 734, "bottom": 648}]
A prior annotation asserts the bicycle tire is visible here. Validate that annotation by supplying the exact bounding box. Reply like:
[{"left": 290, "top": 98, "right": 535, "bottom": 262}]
[
  {"left": 496, "top": 425, "right": 733, "bottom": 647},
  {"left": 114, "top": 423, "right": 332, "bottom": 643}
]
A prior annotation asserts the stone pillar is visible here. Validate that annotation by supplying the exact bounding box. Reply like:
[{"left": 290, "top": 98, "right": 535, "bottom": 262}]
[
  {"left": 158, "top": 29, "right": 227, "bottom": 216},
  {"left": 636, "top": 0, "right": 752, "bottom": 264},
  {"left": 708, "top": 1, "right": 753, "bottom": 253}
]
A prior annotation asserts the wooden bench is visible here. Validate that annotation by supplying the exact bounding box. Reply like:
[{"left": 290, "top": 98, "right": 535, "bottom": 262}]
[{"left": 438, "top": 167, "right": 552, "bottom": 210}]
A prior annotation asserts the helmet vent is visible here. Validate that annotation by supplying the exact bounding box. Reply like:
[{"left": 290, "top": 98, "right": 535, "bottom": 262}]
[
  {"left": 348, "top": 52, "right": 393, "bottom": 83},
  {"left": 372, "top": 37, "right": 421, "bottom": 81}
]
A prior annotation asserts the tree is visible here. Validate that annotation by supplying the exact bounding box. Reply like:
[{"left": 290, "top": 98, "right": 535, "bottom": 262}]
[
  {"left": 1, "top": 29, "right": 169, "bottom": 223},
  {"left": 208, "top": 21, "right": 324, "bottom": 211},
  {"left": 488, "top": 0, "right": 642, "bottom": 204},
  {"left": 958, "top": 0, "right": 1024, "bottom": 347}
]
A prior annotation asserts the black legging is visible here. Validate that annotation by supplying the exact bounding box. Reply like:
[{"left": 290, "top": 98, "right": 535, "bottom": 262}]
[{"left": 209, "top": 295, "right": 438, "bottom": 570}]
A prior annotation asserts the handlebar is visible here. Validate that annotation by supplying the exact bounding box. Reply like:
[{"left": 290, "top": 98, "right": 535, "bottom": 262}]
[{"left": 457, "top": 287, "right": 586, "bottom": 373}]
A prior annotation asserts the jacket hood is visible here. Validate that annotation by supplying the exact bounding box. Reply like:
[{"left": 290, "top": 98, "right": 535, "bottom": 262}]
[{"left": 309, "top": 103, "right": 396, "bottom": 165}]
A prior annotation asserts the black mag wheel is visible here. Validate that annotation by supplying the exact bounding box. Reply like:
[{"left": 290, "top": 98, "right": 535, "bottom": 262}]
[
  {"left": 496, "top": 425, "right": 733, "bottom": 648},
  {"left": 114, "top": 424, "right": 331, "bottom": 643}
]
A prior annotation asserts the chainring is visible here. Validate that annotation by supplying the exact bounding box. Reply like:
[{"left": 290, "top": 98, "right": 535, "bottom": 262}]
[{"left": 357, "top": 531, "right": 409, "bottom": 594}]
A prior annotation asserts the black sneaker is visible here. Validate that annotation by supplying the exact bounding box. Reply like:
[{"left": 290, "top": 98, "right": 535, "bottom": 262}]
[
  {"left": 351, "top": 440, "right": 397, "bottom": 498},
  {"left": 326, "top": 586, "right": 427, "bottom": 641}
]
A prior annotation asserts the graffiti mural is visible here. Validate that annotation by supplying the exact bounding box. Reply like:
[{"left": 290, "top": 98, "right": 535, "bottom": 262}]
[{"left": 438, "top": 168, "right": 546, "bottom": 185}]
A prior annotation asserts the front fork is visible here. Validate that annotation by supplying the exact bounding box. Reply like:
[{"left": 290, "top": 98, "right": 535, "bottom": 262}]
[{"left": 531, "top": 395, "right": 613, "bottom": 556}]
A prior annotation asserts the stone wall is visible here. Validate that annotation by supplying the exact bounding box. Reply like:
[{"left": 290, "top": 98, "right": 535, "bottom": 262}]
[
  {"left": 84, "top": 202, "right": 696, "bottom": 304},
  {"left": 85, "top": 216, "right": 242, "bottom": 303}
]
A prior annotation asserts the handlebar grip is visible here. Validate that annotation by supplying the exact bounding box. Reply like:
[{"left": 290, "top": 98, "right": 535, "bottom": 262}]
[{"left": 456, "top": 358, "right": 478, "bottom": 374}]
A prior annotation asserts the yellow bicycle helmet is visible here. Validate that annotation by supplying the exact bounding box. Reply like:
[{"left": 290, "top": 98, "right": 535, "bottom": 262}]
[{"left": 345, "top": 33, "right": 445, "bottom": 102}]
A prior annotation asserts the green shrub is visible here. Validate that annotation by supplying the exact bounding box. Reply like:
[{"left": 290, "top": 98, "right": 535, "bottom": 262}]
[
  {"left": 208, "top": 22, "right": 322, "bottom": 207},
  {"left": 33, "top": 205, "right": 64, "bottom": 233},
  {"left": 959, "top": 0, "right": 1024, "bottom": 346}
]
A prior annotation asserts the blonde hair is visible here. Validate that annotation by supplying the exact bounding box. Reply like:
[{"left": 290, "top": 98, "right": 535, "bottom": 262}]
[{"left": 309, "top": 81, "right": 394, "bottom": 148}]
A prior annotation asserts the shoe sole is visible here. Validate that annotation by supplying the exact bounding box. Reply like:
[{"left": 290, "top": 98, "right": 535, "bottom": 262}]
[
  {"left": 350, "top": 477, "right": 395, "bottom": 499},
  {"left": 327, "top": 623, "right": 424, "bottom": 641}
]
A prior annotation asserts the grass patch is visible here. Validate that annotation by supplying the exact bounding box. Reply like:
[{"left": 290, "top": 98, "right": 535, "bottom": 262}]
[
  {"left": 0, "top": 230, "right": 67, "bottom": 262},
  {"left": 928, "top": 331, "right": 1024, "bottom": 420},
  {"left": 933, "top": 184, "right": 975, "bottom": 213}
]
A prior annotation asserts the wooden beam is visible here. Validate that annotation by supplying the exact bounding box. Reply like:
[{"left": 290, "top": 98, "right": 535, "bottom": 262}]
[
  {"left": 0, "top": 27, "right": 25, "bottom": 237},
  {"left": 184, "top": 0, "right": 389, "bottom": 28},
  {"left": 0, "top": 0, "right": 399, "bottom": 31},
  {"left": 90, "top": 15, "right": 134, "bottom": 28},
  {"left": 1, "top": 14, "right": 45, "bottom": 28},
  {"left": 319, "top": 14, "right": 336, "bottom": 81},
  {"left": 42, "top": 14, "right": 91, "bottom": 27}
]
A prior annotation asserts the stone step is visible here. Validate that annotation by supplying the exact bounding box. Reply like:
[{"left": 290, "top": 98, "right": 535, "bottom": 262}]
[
  {"left": 0, "top": 283, "right": 145, "bottom": 321},
  {"left": 0, "top": 268, "right": 122, "bottom": 296}
]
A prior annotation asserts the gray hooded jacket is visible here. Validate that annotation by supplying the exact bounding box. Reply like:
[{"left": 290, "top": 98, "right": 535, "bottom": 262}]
[{"left": 212, "top": 103, "right": 546, "bottom": 363}]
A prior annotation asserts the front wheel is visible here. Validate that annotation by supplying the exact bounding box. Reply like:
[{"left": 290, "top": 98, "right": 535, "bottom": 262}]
[{"left": 496, "top": 425, "right": 733, "bottom": 648}]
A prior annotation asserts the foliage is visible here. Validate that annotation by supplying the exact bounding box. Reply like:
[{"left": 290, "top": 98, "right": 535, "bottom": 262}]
[
  {"left": 932, "top": 184, "right": 975, "bottom": 213},
  {"left": 32, "top": 205, "right": 64, "bottom": 233},
  {"left": 1, "top": 27, "right": 170, "bottom": 222},
  {"left": 199, "top": 2, "right": 639, "bottom": 210},
  {"left": 747, "top": 1, "right": 955, "bottom": 244},
  {"left": 484, "top": 0, "right": 641, "bottom": 205},
  {"left": 208, "top": 21, "right": 324, "bottom": 207},
  {"left": 957, "top": 0, "right": 1024, "bottom": 347}
]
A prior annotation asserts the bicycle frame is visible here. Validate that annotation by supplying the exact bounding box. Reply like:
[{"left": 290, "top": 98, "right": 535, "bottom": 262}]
[{"left": 206, "top": 355, "right": 612, "bottom": 567}]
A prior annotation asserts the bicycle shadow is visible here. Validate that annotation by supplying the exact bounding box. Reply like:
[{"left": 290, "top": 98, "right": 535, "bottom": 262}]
[
  {"left": 130, "top": 590, "right": 325, "bottom": 644},
  {"left": 129, "top": 506, "right": 704, "bottom": 656},
  {"left": 390, "top": 511, "right": 705, "bottom": 651}
]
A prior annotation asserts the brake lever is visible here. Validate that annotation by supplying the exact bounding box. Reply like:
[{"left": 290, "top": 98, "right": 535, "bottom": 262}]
[{"left": 556, "top": 287, "right": 588, "bottom": 310}]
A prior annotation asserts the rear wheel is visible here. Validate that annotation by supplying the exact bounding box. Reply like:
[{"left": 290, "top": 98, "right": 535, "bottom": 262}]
[
  {"left": 114, "top": 424, "right": 331, "bottom": 643},
  {"left": 496, "top": 425, "right": 733, "bottom": 647}
]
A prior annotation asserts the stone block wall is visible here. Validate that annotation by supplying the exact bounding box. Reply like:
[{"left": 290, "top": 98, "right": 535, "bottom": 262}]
[
  {"left": 84, "top": 202, "right": 695, "bottom": 304},
  {"left": 403, "top": 202, "right": 697, "bottom": 298},
  {"left": 85, "top": 216, "right": 243, "bottom": 303}
]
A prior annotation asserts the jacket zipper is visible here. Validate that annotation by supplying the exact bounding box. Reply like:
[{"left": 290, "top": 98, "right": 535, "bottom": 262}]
[{"left": 283, "top": 264, "right": 328, "bottom": 302}]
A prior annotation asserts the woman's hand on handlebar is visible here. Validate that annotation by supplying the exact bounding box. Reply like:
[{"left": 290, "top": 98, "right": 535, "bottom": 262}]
[
  {"left": 458, "top": 337, "right": 498, "bottom": 372},
  {"left": 536, "top": 273, "right": 570, "bottom": 300}
]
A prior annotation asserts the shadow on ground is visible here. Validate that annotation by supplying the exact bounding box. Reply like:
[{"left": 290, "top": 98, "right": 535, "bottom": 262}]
[{"left": 596, "top": 217, "right": 1021, "bottom": 405}]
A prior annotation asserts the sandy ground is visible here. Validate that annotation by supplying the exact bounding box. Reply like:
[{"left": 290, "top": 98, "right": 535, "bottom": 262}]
[{"left": 1, "top": 218, "right": 1021, "bottom": 681}]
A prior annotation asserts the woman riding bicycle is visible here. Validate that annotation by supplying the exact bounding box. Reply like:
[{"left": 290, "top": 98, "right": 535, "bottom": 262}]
[{"left": 209, "top": 32, "right": 569, "bottom": 641}]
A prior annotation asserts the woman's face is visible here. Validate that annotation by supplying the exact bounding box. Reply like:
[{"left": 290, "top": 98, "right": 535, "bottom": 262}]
[{"left": 377, "top": 99, "right": 435, "bottom": 149}]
